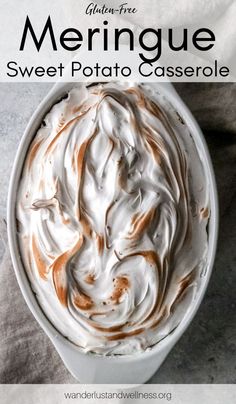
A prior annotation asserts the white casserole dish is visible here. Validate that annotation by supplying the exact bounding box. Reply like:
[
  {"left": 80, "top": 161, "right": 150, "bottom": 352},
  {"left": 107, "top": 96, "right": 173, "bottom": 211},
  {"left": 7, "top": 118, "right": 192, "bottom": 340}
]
[{"left": 7, "top": 81, "right": 218, "bottom": 383}]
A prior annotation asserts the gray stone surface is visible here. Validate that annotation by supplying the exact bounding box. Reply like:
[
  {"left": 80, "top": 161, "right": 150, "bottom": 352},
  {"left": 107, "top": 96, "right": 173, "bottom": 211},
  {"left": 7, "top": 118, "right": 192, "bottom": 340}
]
[{"left": 0, "top": 83, "right": 235, "bottom": 383}]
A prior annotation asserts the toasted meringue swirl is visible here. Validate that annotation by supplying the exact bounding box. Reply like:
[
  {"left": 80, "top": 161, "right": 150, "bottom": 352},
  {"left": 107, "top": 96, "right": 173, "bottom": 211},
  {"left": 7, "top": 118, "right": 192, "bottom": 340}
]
[{"left": 17, "top": 82, "right": 209, "bottom": 355}]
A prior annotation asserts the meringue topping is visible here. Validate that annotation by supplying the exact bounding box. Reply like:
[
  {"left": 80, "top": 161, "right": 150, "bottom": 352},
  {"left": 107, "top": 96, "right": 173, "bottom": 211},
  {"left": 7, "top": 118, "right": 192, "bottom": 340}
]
[{"left": 17, "top": 82, "right": 209, "bottom": 355}]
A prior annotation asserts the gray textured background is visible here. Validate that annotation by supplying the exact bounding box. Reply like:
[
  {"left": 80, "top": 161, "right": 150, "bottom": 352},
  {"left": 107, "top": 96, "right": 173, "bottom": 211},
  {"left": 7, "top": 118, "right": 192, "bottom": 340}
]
[{"left": 0, "top": 83, "right": 235, "bottom": 383}]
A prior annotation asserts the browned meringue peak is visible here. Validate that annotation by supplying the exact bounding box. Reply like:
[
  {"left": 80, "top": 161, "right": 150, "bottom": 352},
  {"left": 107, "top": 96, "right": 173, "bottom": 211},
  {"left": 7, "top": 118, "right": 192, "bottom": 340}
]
[{"left": 17, "top": 82, "right": 209, "bottom": 355}]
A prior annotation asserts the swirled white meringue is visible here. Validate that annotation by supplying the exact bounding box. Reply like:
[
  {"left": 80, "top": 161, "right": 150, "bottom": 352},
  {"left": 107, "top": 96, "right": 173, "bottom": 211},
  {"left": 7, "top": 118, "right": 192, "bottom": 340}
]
[{"left": 17, "top": 82, "right": 210, "bottom": 355}]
